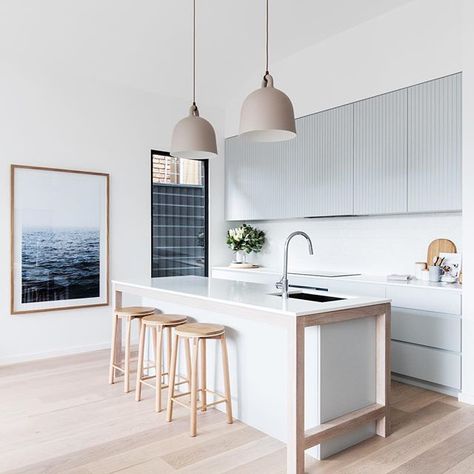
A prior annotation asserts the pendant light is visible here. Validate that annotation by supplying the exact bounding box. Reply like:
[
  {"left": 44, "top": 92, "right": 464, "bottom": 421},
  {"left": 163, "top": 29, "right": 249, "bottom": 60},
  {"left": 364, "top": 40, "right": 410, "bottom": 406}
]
[
  {"left": 239, "top": 0, "right": 296, "bottom": 142},
  {"left": 170, "top": 0, "right": 217, "bottom": 159}
]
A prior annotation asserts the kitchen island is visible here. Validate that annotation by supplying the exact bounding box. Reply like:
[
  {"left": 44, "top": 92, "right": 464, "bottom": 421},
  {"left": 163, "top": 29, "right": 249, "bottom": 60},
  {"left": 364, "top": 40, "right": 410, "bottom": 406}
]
[{"left": 112, "top": 276, "right": 391, "bottom": 474}]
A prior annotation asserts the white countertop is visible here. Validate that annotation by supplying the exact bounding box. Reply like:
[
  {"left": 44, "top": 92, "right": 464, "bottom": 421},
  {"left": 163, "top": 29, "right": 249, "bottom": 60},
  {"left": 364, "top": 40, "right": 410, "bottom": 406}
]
[
  {"left": 213, "top": 266, "right": 462, "bottom": 293},
  {"left": 112, "top": 276, "right": 389, "bottom": 318}
]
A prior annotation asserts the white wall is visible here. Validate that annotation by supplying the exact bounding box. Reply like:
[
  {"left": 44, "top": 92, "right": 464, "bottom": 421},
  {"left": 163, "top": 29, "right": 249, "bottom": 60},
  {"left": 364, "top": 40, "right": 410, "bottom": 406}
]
[
  {"left": 222, "top": 0, "right": 464, "bottom": 276},
  {"left": 0, "top": 61, "right": 226, "bottom": 364},
  {"left": 226, "top": 0, "right": 463, "bottom": 135},
  {"left": 241, "top": 214, "right": 462, "bottom": 275}
]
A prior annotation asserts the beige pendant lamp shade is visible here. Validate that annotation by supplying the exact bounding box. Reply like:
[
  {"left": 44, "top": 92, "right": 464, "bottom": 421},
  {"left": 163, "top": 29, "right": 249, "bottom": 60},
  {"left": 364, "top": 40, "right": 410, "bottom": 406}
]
[
  {"left": 171, "top": 104, "right": 217, "bottom": 159},
  {"left": 240, "top": 74, "right": 296, "bottom": 142},
  {"left": 170, "top": 0, "right": 217, "bottom": 160},
  {"left": 239, "top": 0, "right": 296, "bottom": 142}
]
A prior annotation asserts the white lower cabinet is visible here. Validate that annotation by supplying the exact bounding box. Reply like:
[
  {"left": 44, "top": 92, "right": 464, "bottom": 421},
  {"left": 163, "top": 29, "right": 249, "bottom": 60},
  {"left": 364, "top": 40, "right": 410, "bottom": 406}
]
[
  {"left": 392, "top": 340, "right": 461, "bottom": 389},
  {"left": 212, "top": 267, "right": 462, "bottom": 394},
  {"left": 386, "top": 286, "right": 461, "bottom": 314},
  {"left": 392, "top": 308, "right": 461, "bottom": 352}
]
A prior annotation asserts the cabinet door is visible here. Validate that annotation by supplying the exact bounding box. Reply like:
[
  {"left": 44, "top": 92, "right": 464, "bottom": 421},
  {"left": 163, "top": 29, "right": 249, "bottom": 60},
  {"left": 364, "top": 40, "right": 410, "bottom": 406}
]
[
  {"left": 354, "top": 89, "right": 407, "bottom": 215},
  {"left": 407, "top": 73, "right": 462, "bottom": 212},
  {"left": 297, "top": 104, "right": 354, "bottom": 217},
  {"left": 225, "top": 104, "right": 353, "bottom": 220},
  {"left": 224, "top": 134, "right": 297, "bottom": 221}
]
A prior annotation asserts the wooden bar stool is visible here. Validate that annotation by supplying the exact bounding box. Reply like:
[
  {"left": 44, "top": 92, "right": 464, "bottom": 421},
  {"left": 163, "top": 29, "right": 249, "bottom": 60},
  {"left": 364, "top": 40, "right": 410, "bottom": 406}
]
[
  {"left": 135, "top": 314, "right": 190, "bottom": 412},
  {"left": 167, "top": 323, "right": 233, "bottom": 437},
  {"left": 109, "top": 306, "right": 159, "bottom": 393}
]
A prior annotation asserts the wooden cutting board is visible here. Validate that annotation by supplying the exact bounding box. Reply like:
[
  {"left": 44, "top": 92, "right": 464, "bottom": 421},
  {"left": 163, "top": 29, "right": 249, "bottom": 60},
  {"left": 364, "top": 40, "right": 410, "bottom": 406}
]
[{"left": 427, "top": 239, "right": 457, "bottom": 266}]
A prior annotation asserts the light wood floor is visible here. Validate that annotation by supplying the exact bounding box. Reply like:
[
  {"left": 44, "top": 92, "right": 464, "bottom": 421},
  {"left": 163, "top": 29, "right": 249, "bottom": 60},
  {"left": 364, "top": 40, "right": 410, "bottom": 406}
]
[{"left": 1, "top": 350, "right": 473, "bottom": 473}]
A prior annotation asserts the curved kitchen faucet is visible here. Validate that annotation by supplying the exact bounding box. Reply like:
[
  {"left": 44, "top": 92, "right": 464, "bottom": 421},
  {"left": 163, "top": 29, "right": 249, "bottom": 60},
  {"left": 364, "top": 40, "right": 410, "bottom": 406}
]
[{"left": 275, "top": 231, "right": 314, "bottom": 298}]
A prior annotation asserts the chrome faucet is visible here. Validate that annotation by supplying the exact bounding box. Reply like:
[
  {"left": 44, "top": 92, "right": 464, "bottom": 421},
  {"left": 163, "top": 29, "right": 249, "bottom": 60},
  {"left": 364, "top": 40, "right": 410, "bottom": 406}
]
[{"left": 276, "top": 231, "right": 314, "bottom": 298}]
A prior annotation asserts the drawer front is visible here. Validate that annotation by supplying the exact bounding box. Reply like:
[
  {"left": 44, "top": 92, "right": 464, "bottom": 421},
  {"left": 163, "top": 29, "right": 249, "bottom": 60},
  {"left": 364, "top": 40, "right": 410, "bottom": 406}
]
[
  {"left": 386, "top": 286, "right": 461, "bottom": 314},
  {"left": 392, "top": 340, "right": 461, "bottom": 389},
  {"left": 392, "top": 308, "right": 461, "bottom": 352}
]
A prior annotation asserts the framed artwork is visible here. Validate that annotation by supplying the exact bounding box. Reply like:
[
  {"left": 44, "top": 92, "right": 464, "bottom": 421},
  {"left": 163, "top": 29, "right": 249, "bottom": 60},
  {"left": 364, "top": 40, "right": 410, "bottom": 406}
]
[{"left": 11, "top": 165, "right": 109, "bottom": 314}]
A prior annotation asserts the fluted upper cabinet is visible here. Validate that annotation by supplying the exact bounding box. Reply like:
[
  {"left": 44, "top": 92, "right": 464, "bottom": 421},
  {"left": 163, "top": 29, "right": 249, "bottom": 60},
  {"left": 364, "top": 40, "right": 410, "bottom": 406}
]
[
  {"left": 225, "top": 73, "right": 462, "bottom": 221},
  {"left": 225, "top": 105, "right": 353, "bottom": 220},
  {"left": 354, "top": 89, "right": 408, "bottom": 215},
  {"left": 408, "top": 74, "right": 462, "bottom": 212}
]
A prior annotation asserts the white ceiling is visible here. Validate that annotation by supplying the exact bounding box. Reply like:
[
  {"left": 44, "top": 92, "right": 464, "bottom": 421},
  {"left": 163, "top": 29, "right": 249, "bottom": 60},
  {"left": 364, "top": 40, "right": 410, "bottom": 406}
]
[{"left": 0, "top": 0, "right": 414, "bottom": 106}]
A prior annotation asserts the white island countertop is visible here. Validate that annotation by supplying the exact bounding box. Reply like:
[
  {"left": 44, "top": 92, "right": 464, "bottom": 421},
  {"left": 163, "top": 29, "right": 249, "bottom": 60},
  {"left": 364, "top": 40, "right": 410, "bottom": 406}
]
[{"left": 112, "top": 275, "right": 389, "bottom": 318}]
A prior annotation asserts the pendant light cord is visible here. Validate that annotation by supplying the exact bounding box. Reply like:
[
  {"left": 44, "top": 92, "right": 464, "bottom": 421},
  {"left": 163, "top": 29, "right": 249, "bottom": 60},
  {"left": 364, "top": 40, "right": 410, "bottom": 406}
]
[
  {"left": 265, "top": 0, "right": 269, "bottom": 76},
  {"left": 193, "top": 0, "right": 196, "bottom": 107}
]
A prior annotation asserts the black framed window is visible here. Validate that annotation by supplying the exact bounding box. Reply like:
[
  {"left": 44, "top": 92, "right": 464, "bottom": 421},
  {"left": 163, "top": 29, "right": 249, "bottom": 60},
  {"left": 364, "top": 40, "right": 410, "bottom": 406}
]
[{"left": 151, "top": 151, "right": 208, "bottom": 277}]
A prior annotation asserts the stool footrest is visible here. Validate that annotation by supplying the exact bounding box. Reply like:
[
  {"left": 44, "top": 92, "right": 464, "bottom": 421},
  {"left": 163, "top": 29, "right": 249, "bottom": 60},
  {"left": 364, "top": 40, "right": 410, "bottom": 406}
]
[
  {"left": 172, "top": 396, "right": 227, "bottom": 410},
  {"left": 141, "top": 380, "right": 169, "bottom": 390},
  {"left": 139, "top": 377, "right": 188, "bottom": 390},
  {"left": 171, "top": 388, "right": 228, "bottom": 411}
]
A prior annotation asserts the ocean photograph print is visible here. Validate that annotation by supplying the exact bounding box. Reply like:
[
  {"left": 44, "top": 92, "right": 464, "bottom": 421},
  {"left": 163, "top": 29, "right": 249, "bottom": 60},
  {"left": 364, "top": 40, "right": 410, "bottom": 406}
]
[{"left": 10, "top": 165, "right": 109, "bottom": 314}]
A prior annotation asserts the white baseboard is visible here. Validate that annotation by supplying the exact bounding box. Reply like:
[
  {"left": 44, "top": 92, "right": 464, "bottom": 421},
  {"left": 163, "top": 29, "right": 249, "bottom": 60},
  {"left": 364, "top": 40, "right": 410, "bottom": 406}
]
[
  {"left": 0, "top": 342, "right": 111, "bottom": 366},
  {"left": 458, "top": 392, "right": 474, "bottom": 405}
]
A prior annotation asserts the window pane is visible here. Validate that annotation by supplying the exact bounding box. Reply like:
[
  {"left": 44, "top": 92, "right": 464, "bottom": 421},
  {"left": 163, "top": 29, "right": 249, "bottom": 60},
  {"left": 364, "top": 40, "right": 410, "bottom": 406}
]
[{"left": 152, "top": 153, "right": 207, "bottom": 277}]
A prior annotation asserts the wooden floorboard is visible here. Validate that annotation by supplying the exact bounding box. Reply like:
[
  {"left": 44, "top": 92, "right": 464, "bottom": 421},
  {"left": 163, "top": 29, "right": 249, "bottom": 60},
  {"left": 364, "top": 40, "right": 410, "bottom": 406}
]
[{"left": 1, "top": 349, "right": 473, "bottom": 473}]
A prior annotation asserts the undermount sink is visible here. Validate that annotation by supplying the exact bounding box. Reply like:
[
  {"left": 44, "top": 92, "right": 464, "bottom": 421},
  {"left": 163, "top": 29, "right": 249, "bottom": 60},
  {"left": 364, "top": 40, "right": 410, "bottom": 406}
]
[{"left": 272, "top": 292, "right": 346, "bottom": 303}]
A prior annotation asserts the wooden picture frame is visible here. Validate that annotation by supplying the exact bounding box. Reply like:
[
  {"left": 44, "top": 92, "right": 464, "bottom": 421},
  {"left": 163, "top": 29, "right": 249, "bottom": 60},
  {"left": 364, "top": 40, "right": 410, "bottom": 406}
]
[{"left": 10, "top": 165, "right": 110, "bottom": 314}]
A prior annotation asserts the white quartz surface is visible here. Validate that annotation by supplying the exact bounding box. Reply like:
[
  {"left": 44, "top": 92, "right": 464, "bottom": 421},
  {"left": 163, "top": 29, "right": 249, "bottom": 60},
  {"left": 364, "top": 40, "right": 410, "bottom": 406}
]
[
  {"left": 212, "top": 266, "right": 462, "bottom": 293},
  {"left": 112, "top": 276, "right": 389, "bottom": 318}
]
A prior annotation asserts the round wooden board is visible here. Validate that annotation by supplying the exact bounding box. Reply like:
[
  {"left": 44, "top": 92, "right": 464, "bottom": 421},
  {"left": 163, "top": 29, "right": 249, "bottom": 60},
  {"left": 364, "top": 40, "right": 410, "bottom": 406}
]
[{"left": 427, "top": 239, "right": 457, "bottom": 266}]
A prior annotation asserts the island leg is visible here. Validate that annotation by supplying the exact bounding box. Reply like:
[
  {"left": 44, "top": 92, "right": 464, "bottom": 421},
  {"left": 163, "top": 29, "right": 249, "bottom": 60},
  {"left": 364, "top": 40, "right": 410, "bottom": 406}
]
[
  {"left": 376, "top": 304, "right": 391, "bottom": 437},
  {"left": 287, "top": 318, "right": 305, "bottom": 474}
]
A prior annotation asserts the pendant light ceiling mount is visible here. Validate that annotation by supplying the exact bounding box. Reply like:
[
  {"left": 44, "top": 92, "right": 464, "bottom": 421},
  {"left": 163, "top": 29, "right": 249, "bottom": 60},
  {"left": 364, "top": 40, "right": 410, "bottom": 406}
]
[
  {"left": 239, "top": 0, "right": 296, "bottom": 143},
  {"left": 170, "top": 0, "right": 217, "bottom": 160}
]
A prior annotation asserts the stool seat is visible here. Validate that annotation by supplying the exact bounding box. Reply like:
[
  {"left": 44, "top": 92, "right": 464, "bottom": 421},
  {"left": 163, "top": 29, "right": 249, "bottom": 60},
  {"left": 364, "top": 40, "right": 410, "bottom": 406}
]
[
  {"left": 115, "top": 306, "right": 158, "bottom": 318},
  {"left": 142, "top": 314, "right": 188, "bottom": 327},
  {"left": 175, "top": 322, "right": 225, "bottom": 338}
]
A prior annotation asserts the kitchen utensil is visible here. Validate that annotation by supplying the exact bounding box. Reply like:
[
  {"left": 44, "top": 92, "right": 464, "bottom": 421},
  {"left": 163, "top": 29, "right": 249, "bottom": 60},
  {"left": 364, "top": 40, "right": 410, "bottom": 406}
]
[{"left": 427, "top": 239, "right": 456, "bottom": 268}]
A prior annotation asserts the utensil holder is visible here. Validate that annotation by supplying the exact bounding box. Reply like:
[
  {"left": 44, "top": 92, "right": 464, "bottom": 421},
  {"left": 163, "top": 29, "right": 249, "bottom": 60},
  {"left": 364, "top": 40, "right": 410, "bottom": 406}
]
[{"left": 428, "top": 265, "right": 442, "bottom": 282}]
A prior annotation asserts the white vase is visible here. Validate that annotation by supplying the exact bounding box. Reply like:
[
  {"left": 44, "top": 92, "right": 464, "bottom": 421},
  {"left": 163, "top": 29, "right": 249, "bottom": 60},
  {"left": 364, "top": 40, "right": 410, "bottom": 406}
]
[{"left": 235, "top": 250, "right": 247, "bottom": 264}]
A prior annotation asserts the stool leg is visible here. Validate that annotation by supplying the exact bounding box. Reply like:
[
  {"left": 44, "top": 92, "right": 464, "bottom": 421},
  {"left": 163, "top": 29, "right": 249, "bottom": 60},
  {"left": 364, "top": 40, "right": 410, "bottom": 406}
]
[
  {"left": 135, "top": 322, "right": 147, "bottom": 401},
  {"left": 166, "top": 333, "right": 179, "bottom": 422},
  {"left": 185, "top": 338, "right": 192, "bottom": 391},
  {"left": 190, "top": 337, "right": 199, "bottom": 437},
  {"left": 108, "top": 314, "right": 118, "bottom": 384},
  {"left": 152, "top": 327, "right": 157, "bottom": 375},
  {"left": 124, "top": 317, "right": 132, "bottom": 393},
  {"left": 167, "top": 326, "right": 172, "bottom": 384},
  {"left": 155, "top": 326, "right": 163, "bottom": 412},
  {"left": 220, "top": 334, "right": 233, "bottom": 424},
  {"left": 200, "top": 338, "right": 207, "bottom": 412}
]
